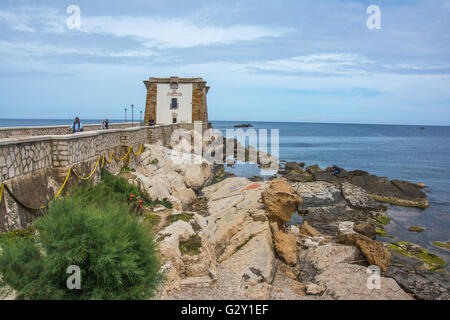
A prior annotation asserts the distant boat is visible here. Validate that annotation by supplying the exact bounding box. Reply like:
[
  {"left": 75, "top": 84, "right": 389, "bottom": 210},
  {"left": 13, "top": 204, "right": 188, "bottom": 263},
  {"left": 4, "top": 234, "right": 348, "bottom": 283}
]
[
  {"left": 419, "top": 127, "right": 425, "bottom": 130},
  {"left": 234, "top": 124, "right": 253, "bottom": 128}
]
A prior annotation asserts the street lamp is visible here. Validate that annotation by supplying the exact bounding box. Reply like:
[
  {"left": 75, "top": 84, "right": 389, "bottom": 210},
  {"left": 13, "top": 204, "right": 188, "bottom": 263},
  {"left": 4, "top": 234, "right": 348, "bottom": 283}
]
[
  {"left": 140, "top": 110, "right": 143, "bottom": 126},
  {"left": 125, "top": 107, "right": 127, "bottom": 123},
  {"left": 131, "top": 104, "right": 134, "bottom": 127}
]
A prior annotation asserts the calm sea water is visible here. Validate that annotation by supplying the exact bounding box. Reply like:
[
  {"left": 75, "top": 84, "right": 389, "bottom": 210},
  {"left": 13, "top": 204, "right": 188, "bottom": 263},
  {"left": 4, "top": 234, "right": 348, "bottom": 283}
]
[
  {"left": 212, "top": 120, "right": 450, "bottom": 268},
  {"left": 1, "top": 119, "right": 449, "bottom": 266}
]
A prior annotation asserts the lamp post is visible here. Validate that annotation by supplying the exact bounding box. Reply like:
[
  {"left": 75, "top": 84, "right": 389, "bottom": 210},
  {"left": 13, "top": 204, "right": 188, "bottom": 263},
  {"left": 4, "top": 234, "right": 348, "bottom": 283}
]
[
  {"left": 125, "top": 107, "right": 127, "bottom": 123},
  {"left": 131, "top": 104, "right": 134, "bottom": 127},
  {"left": 140, "top": 110, "right": 143, "bottom": 126}
]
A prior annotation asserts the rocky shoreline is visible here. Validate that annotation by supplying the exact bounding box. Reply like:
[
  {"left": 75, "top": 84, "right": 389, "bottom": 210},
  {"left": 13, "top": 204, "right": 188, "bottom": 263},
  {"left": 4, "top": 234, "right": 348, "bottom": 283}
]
[
  {"left": 3, "top": 128, "right": 447, "bottom": 300},
  {"left": 118, "top": 129, "right": 449, "bottom": 300}
]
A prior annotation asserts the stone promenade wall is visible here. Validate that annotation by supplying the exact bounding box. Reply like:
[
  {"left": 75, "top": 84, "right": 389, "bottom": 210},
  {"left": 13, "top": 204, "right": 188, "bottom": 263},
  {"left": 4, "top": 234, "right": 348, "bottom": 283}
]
[
  {"left": 0, "top": 122, "right": 210, "bottom": 232},
  {"left": 0, "top": 122, "right": 135, "bottom": 140}
]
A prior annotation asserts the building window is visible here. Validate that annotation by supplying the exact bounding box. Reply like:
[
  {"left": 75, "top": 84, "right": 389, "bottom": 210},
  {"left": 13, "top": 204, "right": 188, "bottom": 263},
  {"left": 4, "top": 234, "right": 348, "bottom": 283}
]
[
  {"left": 172, "top": 117, "right": 177, "bottom": 124},
  {"left": 171, "top": 98, "right": 178, "bottom": 109}
]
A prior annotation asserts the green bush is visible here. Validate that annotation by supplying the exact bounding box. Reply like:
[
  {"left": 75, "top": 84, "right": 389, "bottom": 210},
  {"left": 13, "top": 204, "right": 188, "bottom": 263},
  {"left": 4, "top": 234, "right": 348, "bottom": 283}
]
[{"left": 0, "top": 172, "right": 163, "bottom": 300}]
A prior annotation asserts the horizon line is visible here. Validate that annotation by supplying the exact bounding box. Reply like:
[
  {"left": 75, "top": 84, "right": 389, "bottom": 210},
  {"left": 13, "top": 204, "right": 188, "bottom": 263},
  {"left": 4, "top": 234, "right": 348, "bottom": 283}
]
[{"left": 0, "top": 118, "right": 449, "bottom": 128}]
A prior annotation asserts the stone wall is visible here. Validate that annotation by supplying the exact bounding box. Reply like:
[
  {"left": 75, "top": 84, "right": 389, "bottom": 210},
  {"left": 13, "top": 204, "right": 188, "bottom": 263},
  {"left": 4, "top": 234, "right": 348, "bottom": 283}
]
[
  {"left": 144, "top": 82, "right": 157, "bottom": 126},
  {"left": 192, "top": 82, "right": 208, "bottom": 122},
  {"left": 0, "top": 123, "right": 210, "bottom": 232},
  {"left": 0, "top": 122, "right": 133, "bottom": 140}
]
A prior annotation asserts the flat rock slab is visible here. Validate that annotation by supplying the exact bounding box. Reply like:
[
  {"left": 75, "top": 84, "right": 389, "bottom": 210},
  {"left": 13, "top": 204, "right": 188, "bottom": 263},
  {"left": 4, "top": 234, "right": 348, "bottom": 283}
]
[{"left": 315, "top": 263, "right": 412, "bottom": 300}]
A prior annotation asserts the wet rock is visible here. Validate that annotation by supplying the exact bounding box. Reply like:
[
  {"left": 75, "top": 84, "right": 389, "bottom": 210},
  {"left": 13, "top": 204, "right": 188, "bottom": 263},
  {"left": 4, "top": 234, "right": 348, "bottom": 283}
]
[
  {"left": 408, "top": 226, "right": 425, "bottom": 233},
  {"left": 431, "top": 241, "right": 450, "bottom": 251},
  {"left": 291, "top": 181, "right": 344, "bottom": 208},
  {"left": 388, "top": 242, "right": 445, "bottom": 271},
  {"left": 354, "top": 222, "right": 377, "bottom": 240},
  {"left": 347, "top": 174, "right": 428, "bottom": 208},
  {"left": 285, "top": 162, "right": 304, "bottom": 172},
  {"left": 285, "top": 171, "right": 310, "bottom": 182},
  {"left": 305, "top": 164, "right": 323, "bottom": 176},
  {"left": 384, "top": 252, "right": 450, "bottom": 300},
  {"left": 314, "top": 170, "right": 341, "bottom": 184},
  {"left": 302, "top": 205, "right": 371, "bottom": 236},
  {"left": 261, "top": 178, "right": 302, "bottom": 226},
  {"left": 336, "top": 230, "right": 391, "bottom": 272},
  {"left": 273, "top": 231, "right": 297, "bottom": 266}
]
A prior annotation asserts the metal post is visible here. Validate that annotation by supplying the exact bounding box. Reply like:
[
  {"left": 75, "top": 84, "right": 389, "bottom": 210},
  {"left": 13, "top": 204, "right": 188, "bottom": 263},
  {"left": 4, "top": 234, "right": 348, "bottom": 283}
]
[
  {"left": 140, "top": 110, "right": 143, "bottom": 126},
  {"left": 125, "top": 108, "right": 127, "bottom": 123},
  {"left": 131, "top": 104, "right": 134, "bottom": 127}
]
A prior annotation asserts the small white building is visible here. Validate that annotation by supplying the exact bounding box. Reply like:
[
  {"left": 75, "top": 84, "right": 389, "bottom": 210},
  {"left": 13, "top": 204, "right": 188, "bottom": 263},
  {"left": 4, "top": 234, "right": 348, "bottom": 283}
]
[{"left": 143, "top": 76, "right": 209, "bottom": 125}]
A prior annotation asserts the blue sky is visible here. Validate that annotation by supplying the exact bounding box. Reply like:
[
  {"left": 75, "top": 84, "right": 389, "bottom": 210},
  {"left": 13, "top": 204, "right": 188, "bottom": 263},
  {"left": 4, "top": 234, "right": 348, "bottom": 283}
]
[{"left": 0, "top": 0, "right": 449, "bottom": 125}]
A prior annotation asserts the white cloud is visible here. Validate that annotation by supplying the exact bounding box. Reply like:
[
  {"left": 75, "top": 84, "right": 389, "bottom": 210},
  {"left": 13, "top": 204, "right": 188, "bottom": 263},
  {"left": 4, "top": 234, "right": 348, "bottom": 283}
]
[
  {"left": 0, "top": 7, "right": 289, "bottom": 48},
  {"left": 0, "top": 41, "right": 158, "bottom": 58},
  {"left": 0, "top": 7, "right": 66, "bottom": 33},
  {"left": 244, "top": 53, "right": 375, "bottom": 76},
  {"left": 81, "top": 16, "right": 290, "bottom": 48}
]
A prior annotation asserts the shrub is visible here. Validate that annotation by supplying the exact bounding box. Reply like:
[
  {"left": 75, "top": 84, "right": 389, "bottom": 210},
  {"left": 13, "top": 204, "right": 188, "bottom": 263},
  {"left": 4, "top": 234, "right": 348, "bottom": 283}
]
[{"left": 0, "top": 173, "right": 163, "bottom": 300}]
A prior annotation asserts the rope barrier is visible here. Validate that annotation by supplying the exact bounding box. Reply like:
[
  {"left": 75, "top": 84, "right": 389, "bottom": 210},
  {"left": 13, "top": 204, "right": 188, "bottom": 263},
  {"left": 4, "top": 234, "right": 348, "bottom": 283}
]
[
  {"left": 72, "top": 156, "right": 101, "bottom": 181},
  {"left": 0, "top": 144, "right": 144, "bottom": 211}
]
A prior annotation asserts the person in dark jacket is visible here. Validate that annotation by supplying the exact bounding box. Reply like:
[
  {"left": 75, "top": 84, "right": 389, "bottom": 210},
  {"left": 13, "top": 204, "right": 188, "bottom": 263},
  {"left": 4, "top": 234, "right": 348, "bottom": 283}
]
[
  {"left": 331, "top": 164, "right": 341, "bottom": 175},
  {"left": 71, "top": 117, "right": 83, "bottom": 133},
  {"left": 102, "top": 118, "right": 109, "bottom": 129}
]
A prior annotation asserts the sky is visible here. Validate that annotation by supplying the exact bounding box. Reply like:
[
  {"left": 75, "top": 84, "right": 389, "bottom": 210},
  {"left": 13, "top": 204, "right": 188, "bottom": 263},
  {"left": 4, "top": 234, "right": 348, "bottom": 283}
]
[{"left": 0, "top": 0, "right": 449, "bottom": 125}]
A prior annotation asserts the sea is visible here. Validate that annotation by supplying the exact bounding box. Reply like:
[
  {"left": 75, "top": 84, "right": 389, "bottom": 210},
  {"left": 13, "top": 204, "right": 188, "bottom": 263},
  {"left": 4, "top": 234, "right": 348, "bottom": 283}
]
[
  {"left": 212, "top": 120, "right": 450, "bottom": 269},
  {"left": 1, "top": 119, "right": 449, "bottom": 267}
]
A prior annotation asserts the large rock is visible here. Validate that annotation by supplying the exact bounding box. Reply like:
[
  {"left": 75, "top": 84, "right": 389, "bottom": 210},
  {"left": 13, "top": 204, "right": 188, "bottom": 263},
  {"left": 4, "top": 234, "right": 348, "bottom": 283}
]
[
  {"left": 136, "top": 170, "right": 196, "bottom": 210},
  {"left": 341, "top": 182, "right": 380, "bottom": 211},
  {"left": 336, "top": 230, "right": 391, "bottom": 272},
  {"left": 261, "top": 178, "right": 302, "bottom": 226},
  {"left": 302, "top": 205, "right": 371, "bottom": 236},
  {"left": 384, "top": 252, "right": 450, "bottom": 300},
  {"left": 273, "top": 231, "right": 297, "bottom": 266},
  {"left": 201, "top": 177, "right": 277, "bottom": 298},
  {"left": 347, "top": 174, "right": 428, "bottom": 208},
  {"left": 291, "top": 181, "right": 344, "bottom": 208},
  {"left": 175, "top": 161, "right": 212, "bottom": 191},
  {"left": 297, "top": 243, "right": 410, "bottom": 300},
  {"left": 135, "top": 144, "right": 213, "bottom": 210},
  {"left": 298, "top": 243, "right": 364, "bottom": 281},
  {"left": 315, "top": 263, "right": 412, "bottom": 300},
  {"left": 220, "top": 227, "right": 276, "bottom": 285}
]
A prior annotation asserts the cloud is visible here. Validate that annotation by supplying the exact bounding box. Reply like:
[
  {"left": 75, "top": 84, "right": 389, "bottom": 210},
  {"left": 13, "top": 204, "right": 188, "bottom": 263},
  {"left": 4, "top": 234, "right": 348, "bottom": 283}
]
[
  {"left": 0, "top": 7, "right": 66, "bottom": 34},
  {"left": 81, "top": 16, "right": 291, "bottom": 48},
  {"left": 245, "top": 53, "right": 375, "bottom": 76},
  {"left": 0, "top": 41, "right": 158, "bottom": 59},
  {"left": 0, "top": 7, "right": 290, "bottom": 49}
]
